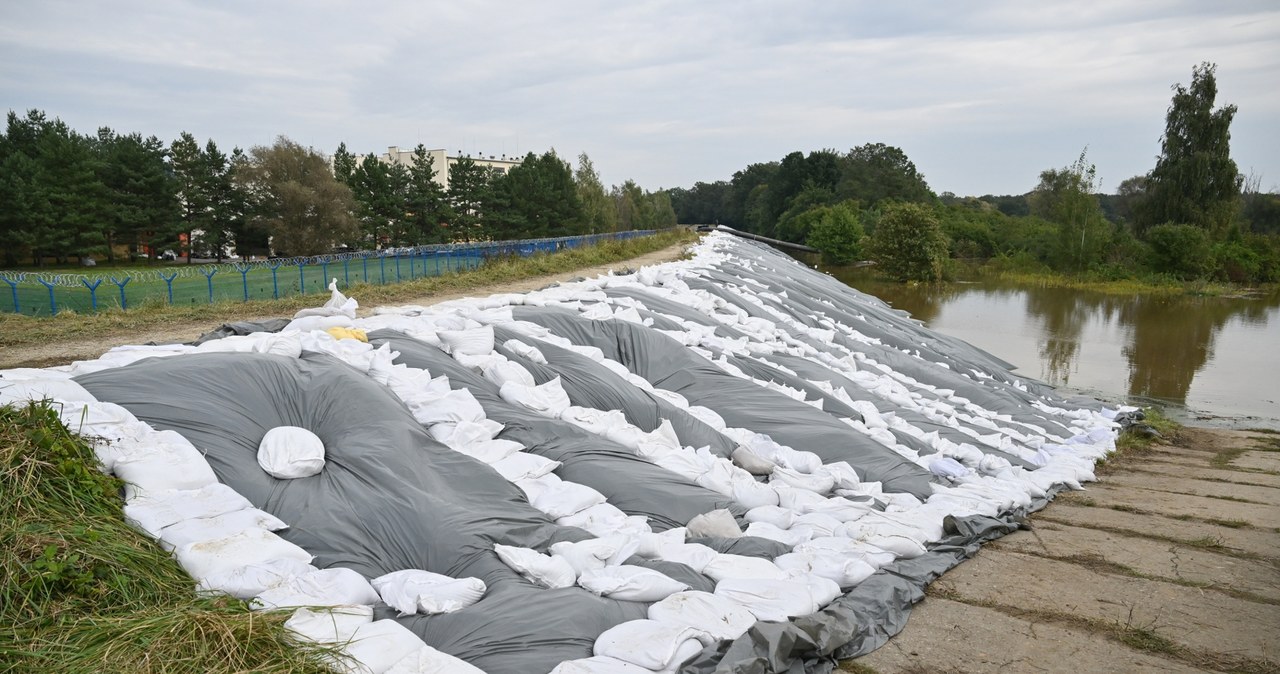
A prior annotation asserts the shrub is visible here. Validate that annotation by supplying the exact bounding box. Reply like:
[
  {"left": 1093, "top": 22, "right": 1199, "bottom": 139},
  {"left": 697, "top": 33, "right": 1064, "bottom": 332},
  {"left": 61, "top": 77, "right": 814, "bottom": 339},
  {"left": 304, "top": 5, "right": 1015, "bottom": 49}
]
[
  {"left": 867, "top": 202, "right": 950, "bottom": 281},
  {"left": 803, "top": 202, "right": 865, "bottom": 265},
  {"left": 1145, "top": 223, "right": 1213, "bottom": 279}
]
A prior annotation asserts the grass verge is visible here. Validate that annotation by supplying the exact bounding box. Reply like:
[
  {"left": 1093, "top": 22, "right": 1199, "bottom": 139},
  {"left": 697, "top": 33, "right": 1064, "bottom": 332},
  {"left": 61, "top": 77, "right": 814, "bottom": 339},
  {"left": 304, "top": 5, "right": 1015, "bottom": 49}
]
[
  {"left": 0, "top": 401, "right": 332, "bottom": 674},
  {"left": 985, "top": 270, "right": 1272, "bottom": 298},
  {"left": 0, "top": 229, "right": 696, "bottom": 353},
  {"left": 1098, "top": 407, "right": 1181, "bottom": 474}
]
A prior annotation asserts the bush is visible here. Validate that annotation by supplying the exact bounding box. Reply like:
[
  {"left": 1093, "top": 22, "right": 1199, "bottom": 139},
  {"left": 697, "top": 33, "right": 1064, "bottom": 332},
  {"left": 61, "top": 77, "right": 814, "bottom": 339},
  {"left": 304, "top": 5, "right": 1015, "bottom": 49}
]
[
  {"left": 1211, "top": 239, "right": 1261, "bottom": 282},
  {"left": 1145, "top": 223, "right": 1213, "bottom": 279},
  {"left": 803, "top": 202, "right": 864, "bottom": 265},
  {"left": 867, "top": 202, "right": 949, "bottom": 281}
]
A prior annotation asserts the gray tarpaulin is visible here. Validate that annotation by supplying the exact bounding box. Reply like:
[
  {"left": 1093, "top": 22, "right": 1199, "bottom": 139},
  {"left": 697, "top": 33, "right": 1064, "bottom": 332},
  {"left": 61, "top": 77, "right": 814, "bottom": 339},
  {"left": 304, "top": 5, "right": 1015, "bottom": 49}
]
[{"left": 53, "top": 233, "right": 1116, "bottom": 674}]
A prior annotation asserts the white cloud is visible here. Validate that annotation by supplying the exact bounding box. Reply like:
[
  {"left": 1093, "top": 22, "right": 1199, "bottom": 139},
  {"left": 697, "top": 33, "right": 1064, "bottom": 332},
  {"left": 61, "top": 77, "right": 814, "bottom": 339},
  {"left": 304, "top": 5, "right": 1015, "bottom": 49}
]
[{"left": 1, "top": 0, "right": 1277, "bottom": 194}]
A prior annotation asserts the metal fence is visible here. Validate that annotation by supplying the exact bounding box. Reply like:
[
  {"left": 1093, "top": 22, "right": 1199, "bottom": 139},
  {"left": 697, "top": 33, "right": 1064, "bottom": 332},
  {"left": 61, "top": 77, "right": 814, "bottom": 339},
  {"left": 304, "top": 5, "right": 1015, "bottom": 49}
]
[{"left": 0, "top": 230, "right": 656, "bottom": 316}]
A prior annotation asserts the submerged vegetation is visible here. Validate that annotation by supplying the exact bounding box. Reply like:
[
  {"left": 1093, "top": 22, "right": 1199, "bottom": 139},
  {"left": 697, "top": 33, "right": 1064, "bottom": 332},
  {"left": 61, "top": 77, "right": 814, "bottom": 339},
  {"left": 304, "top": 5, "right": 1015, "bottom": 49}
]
[{"left": 0, "top": 401, "right": 332, "bottom": 673}]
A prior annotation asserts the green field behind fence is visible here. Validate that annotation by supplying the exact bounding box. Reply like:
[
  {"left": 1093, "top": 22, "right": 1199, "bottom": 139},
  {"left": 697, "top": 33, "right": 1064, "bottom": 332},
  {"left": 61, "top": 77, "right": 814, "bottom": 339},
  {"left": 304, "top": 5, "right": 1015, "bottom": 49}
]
[{"left": 1, "top": 232, "right": 653, "bottom": 316}]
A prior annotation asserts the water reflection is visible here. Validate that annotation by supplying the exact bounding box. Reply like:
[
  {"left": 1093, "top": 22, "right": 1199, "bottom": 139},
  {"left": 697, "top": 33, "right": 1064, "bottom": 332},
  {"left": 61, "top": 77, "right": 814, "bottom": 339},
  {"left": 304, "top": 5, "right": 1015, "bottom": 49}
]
[{"left": 827, "top": 265, "right": 1280, "bottom": 424}]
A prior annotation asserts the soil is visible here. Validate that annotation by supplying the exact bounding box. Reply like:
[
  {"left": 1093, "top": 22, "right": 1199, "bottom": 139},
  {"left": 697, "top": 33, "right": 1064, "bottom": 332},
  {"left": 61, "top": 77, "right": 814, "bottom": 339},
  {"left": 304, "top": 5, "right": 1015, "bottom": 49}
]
[
  {"left": 846, "top": 427, "right": 1280, "bottom": 674},
  {"left": 0, "top": 243, "right": 689, "bottom": 370}
]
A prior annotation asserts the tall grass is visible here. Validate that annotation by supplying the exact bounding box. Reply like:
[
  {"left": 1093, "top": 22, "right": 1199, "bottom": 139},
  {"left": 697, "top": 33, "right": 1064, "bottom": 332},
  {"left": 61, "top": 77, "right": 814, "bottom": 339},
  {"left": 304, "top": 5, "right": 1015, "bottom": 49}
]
[{"left": 0, "top": 401, "right": 332, "bottom": 673}]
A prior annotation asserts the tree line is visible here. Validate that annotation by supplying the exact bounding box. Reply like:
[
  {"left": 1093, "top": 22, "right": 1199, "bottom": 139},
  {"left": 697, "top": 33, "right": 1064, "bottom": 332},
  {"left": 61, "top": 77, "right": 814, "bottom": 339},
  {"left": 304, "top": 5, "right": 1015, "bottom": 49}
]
[
  {"left": 670, "top": 63, "right": 1280, "bottom": 283},
  {"left": 0, "top": 112, "right": 677, "bottom": 266}
]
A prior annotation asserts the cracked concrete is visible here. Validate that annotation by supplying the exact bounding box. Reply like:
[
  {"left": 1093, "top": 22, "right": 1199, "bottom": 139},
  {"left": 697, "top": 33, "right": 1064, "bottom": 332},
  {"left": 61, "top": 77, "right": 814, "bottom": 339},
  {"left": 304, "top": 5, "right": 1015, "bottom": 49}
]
[{"left": 846, "top": 428, "right": 1280, "bottom": 674}]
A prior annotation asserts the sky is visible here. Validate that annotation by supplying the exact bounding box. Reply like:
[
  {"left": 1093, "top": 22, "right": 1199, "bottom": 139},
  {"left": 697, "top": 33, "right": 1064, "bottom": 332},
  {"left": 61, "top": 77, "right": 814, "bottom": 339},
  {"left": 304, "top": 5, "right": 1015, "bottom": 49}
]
[{"left": 3, "top": 1, "right": 1278, "bottom": 196}]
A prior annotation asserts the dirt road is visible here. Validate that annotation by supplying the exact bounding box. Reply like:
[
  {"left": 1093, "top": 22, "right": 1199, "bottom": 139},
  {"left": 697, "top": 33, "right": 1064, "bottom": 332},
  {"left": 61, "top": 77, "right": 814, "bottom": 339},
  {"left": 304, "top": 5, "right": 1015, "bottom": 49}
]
[
  {"left": 846, "top": 427, "right": 1280, "bottom": 674},
  {"left": 0, "top": 243, "right": 689, "bottom": 369}
]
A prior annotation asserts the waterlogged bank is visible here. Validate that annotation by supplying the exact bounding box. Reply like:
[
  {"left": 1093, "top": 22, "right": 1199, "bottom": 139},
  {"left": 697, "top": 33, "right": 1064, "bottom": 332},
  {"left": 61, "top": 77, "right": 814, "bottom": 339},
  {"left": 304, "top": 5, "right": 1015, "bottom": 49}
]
[{"left": 828, "top": 266, "right": 1280, "bottom": 430}]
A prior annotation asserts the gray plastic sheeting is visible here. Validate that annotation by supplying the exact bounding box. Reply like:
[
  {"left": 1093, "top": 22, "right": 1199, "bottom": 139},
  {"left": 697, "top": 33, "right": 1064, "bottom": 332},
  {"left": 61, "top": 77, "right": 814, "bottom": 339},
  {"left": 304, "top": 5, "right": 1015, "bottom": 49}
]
[{"left": 61, "top": 234, "right": 1115, "bottom": 673}]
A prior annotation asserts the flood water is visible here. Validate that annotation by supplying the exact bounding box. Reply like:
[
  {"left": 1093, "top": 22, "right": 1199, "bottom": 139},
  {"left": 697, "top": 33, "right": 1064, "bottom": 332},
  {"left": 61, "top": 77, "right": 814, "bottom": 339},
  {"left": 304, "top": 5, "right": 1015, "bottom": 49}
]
[{"left": 826, "top": 268, "right": 1280, "bottom": 430}]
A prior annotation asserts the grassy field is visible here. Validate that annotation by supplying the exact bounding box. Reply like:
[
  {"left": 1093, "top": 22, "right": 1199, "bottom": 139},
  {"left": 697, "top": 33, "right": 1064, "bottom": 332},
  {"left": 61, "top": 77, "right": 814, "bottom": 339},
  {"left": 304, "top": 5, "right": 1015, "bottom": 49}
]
[
  {"left": 0, "top": 401, "right": 336, "bottom": 673},
  {"left": 0, "top": 229, "right": 695, "bottom": 350}
]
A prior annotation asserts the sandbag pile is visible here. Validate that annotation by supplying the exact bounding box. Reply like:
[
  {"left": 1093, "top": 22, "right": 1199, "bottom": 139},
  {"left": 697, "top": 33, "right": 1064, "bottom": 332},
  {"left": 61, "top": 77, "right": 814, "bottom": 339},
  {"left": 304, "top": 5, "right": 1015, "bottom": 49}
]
[{"left": 0, "top": 233, "right": 1126, "bottom": 674}]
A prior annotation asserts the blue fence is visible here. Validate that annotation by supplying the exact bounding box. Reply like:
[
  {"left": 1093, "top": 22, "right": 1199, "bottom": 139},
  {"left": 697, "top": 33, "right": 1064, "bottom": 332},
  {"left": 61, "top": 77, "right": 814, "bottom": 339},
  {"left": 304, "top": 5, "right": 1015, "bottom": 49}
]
[{"left": 0, "top": 230, "right": 657, "bottom": 316}]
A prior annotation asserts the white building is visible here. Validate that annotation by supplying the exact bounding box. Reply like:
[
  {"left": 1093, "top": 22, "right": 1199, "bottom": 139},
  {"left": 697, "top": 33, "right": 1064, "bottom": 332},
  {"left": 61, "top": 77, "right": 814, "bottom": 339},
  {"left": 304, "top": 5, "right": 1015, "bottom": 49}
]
[{"left": 364, "top": 146, "right": 523, "bottom": 191}]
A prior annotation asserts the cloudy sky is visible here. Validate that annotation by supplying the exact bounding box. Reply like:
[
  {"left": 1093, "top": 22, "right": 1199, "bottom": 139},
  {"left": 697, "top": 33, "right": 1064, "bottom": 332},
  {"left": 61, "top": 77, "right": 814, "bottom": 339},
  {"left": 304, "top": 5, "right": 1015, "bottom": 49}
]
[{"left": 3, "top": 1, "right": 1277, "bottom": 196}]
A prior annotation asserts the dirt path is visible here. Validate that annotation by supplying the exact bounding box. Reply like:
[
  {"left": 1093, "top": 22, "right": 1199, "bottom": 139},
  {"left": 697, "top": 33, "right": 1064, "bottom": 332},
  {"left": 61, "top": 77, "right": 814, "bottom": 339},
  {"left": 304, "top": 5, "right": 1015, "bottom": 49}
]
[
  {"left": 846, "top": 427, "right": 1280, "bottom": 674},
  {"left": 1, "top": 243, "right": 689, "bottom": 370}
]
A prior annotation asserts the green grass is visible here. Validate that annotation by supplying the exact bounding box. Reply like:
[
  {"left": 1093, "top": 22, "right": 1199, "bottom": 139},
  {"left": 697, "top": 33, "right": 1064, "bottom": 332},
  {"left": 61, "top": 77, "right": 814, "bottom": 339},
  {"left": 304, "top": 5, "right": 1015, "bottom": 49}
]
[
  {"left": 985, "top": 270, "right": 1267, "bottom": 298},
  {"left": 0, "top": 401, "right": 336, "bottom": 673},
  {"left": 0, "top": 229, "right": 694, "bottom": 360}
]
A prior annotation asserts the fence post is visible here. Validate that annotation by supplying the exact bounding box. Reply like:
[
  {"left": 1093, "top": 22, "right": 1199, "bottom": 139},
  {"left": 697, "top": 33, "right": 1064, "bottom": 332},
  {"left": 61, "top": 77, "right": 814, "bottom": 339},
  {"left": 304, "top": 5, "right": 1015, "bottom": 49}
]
[
  {"left": 234, "top": 264, "right": 251, "bottom": 301},
  {"left": 320, "top": 261, "right": 330, "bottom": 288},
  {"left": 109, "top": 276, "right": 131, "bottom": 309},
  {"left": 37, "top": 279, "right": 57, "bottom": 314},
  {"left": 159, "top": 272, "right": 177, "bottom": 305},
  {"left": 80, "top": 277, "right": 103, "bottom": 312},
  {"left": 269, "top": 263, "right": 282, "bottom": 299},
  {"left": 343, "top": 258, "right": 350, "bottom": 288},
  {"left": 296, "top": 261, "right": 306, "bottom": 295},
  {"left": 394, "top": 252, "right": 401, "bottom": 282},
  {"left": 201, "top": 267, "right": 218, "bottom": 303},
  {"left": 2, "top": 275, "right": 20, "bottom": 313},
  {"left": 379, "top": 254, "right": 386, "bottom": 284},
  {"left": 362, "top": 254, "right": 369, "bottom": 284}
]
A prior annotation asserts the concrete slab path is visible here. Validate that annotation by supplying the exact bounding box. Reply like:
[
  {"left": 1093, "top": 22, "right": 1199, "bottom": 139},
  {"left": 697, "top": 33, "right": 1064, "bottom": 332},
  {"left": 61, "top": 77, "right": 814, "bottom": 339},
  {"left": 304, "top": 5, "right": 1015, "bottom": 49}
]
[{"left": 847, "top": 427, "right": 1280, "bottom": 674}]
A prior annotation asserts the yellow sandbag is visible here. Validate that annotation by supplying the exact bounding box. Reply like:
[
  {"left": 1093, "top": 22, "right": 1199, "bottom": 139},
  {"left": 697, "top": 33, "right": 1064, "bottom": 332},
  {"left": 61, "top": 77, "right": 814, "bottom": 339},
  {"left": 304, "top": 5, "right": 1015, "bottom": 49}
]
[{"left": 325, "top": 326, "right": 368, "bottom": 343}]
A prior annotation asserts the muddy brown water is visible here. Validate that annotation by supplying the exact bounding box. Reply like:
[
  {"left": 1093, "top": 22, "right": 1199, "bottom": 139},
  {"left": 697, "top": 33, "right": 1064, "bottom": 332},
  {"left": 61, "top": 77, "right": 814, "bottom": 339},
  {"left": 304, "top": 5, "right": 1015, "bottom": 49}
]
[{"left": 826, "top": 267, "right": 1280, "bottom": 430}]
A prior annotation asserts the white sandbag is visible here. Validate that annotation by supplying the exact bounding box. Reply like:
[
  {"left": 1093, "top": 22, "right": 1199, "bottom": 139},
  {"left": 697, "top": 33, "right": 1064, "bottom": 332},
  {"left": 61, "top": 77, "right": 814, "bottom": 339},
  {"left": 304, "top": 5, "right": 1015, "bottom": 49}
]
[
  {"left": 648, "top": 591, "right": 756, "bottom": 644},
  {"left": 771, "top": 466, "right": 835, "bottom": 494},
  {"left": 557, "top": 503, "right": 632, "bottom": 537},
  {"left": 176, "top": 529, "right": 314, "bottom": 582},
  {"left": 567, "top": 344, "right": 606, "bottom": 363},
  {"left": 685, "top": 405, "right": 726, "bottom": 431},
  {"left": 158, "top": 507, "right": 288, "bottom": 551},
  {"left": 371, "top": 569, "right": 487, "bottom": 616},
  {"left": 0, "top": 376, "right": 96, "bottom": 406},
  {"left": 562, "top": 407, "right": 629, "bottom": 436},
  {"left": 713, "top": 578, "right": 821, "bottom": 622},
  {"left": 792, "top": 511, "right": 844, "bottom": 538},
  {"left": 593, "top": 619, "right": 710, "bottom": 672},
  {"left": 292, "top": 279, "right": 359, "bottom": 319},
  {"left": 549, "top": 536, "right": 639, "bottom": 575},
  {"left": 742, "top": 521, "right": 810, "bottom": 546},
  {"left": 529, "top": 480, "right": 608, "bottom": 519},
  {"left": 257, "top": 426, "right": 326, "bottom": 480},
  {"left": 285, "top": 604, "right": 372, "bottom": 644},
  {"left": 498, "top": 377, "right": 572, "bottom": 415},
  {"left": 197, "top": 558, "right": 319, "bottom": 599},
  {"left": 452, "top": 351, "right": 507, "bottom": 371},
  {"left": 578, "top": 566, "right": 688, "bottom": 602},
  {"left": 774, "top": 485, "right": 827, "bottom": 512},
  {"left": 744, "top": 505, "right": 794, "bottom": 529},
  {"left": 124, "top": 483, "right": 254, "bottom": 537},
  {"left": 114, "top": 447, "right": 219, "bottom": 498},
  {"left": 634, "top": 527, "right": 688, "bottom": 558},
  {"left": 818, "top": 461, "right": 862, "bottom": 490},
  {"left": 653, "top": 543, "right": 718, "bottom": 574},
  {"left": 729, "top": 473, "right": 780, "bottom": 508},
  {"left": 494, "top": 544, "right": 577, "bottom": 589},
  {"left": 337, "top": 619, "right": 428, "bottom": 674},
  {"left": 413, "top": 389, "right": 487, "bottom": 425},
  {"left": 452, "top": 438, "right": 524, "bottom": 464},
  {"left": 482, "top": 359, "right": 536, "bottom": 387},
  {"left": 437, "top": 326, "right": 495, "bottom": 355},
  {"left": 502, "top": 339, "right": 547, "bottom": 364},
  {"left": 286, "top": 314, "right": 355, "bottom": 333},
  {"left": 550, "top": 656, "right": 652, "bottom": 673},
  {"left": 701, "top": 554, "right": 787, "bottom": 582},
  {"left": 253, "top": 567, "right": 381, "bottom": 610},
  {"left": 774, "top": 550, "right": 876, "bottom": 588},
  {"left": 493, "top": 453, "right": 561, "bottom": 481},
  {"left": 685, "top": 509, "right": 741, "bottom": 539},
  {"left": 385, "top": 644, "right": 488, "bottom": 674},
  {"left": 730, "top": 446, "right": 776, "bottom": 475},
  {"left": 429, "top": 418, "right": 503, "bottom": 446}
]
